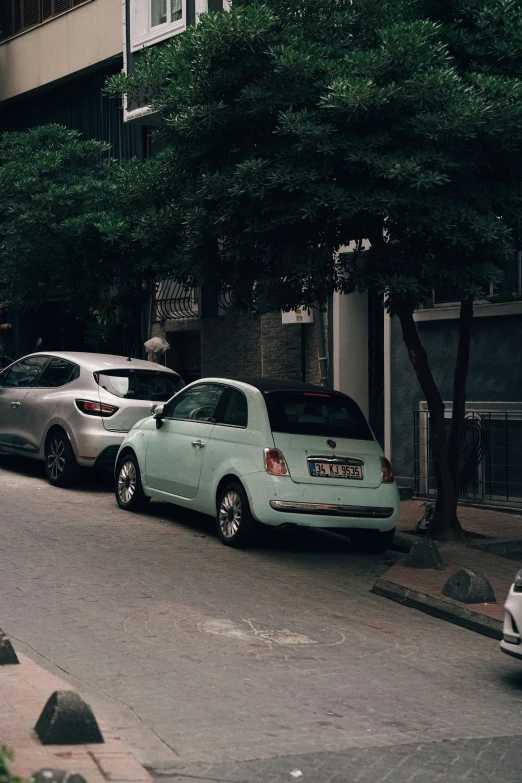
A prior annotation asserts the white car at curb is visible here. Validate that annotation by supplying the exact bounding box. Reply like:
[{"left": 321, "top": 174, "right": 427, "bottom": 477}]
[
  {"left": 114, "top": 377, "right": 400, "bottom": 549},
  {"left": 501, "top": 569, "right": 522, "bottom": 659}
]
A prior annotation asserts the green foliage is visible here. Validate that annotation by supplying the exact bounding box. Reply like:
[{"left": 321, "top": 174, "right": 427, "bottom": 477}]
[
  {"left": 106, "top": 0, "right": 522, "bottom": 312},
  {"left": 0, "top": 125, "right": 127, "bottom": 318},
  {"left": 84, "top": 304, "right": 119, "bottom": 350},
  {"left": 415, "top": 501, "right": 436, "bottom": 533},
  {"left": 0, "top": 745, "right": 23, "bottom": 783}
]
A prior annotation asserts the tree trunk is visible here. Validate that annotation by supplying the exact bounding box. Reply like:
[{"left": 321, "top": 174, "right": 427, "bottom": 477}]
[
  {"left": 447, "top": 298, "right": 474, "bottom": 487},
  {"left": 396, "top": 306, "right": 464, "bottom": 540},
  {"left": 427, "top": 299, "right": 473, "bottom": 538}
]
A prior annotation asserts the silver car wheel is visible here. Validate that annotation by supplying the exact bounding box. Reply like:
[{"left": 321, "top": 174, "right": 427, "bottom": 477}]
[
  {"left": 219, "top": 490, "right": 242, "bottom": 539},
  {"left": 47, "top": 438, "right": 66, "bottom": 480},
  {"left": 118, "top": 460, "right": 137, "bottom": 505}
]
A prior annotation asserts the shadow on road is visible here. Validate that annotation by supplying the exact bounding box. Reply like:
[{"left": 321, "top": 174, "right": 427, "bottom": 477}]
[
  {"left": 0, "top": 454, "right": 399, "bottom": 563},
  {"left": 499, "top": 669, "right": 522, "bottom": 691},
  {"left": 145, "top": 499, "right": 397, "bottom": 559},
  {"left": 0, "top": 454, "right": 113, "bottom": 491}
]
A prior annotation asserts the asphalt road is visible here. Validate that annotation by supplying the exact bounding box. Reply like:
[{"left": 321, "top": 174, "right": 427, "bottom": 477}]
[{"left": 0, "top": 455, "right": 521, "bottom": 782}]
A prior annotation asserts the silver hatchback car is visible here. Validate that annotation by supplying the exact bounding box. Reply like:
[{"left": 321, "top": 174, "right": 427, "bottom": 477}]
[{"left": 0, "top": 351, "right": 183, "bottom": 486}]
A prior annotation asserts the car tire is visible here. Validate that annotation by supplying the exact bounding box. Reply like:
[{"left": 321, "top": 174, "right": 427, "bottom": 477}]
[
  {"left": 216, "top": 482, "right": 261, "bottom": 548},
  {"left": 350, "top": 527, "right": 396, "bottom": 554},
  {"left": 115, "top": 454, "right": 150, "bottom": 512},
  {"left": 45, "top": 430, "right": 80, "bottom": 488}
]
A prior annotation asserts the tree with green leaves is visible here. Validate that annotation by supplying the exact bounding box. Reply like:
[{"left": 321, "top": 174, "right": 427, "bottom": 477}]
[
  {"left": 0, "top": 124, "right": 148, "bottom": 352},
  {"left": 108, "top": 0, "right": 522, "bottom": 538}
]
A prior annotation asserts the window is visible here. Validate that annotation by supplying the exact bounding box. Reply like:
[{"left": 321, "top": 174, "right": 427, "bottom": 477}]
[
  {"left": 166, "top": 384, "right": 224, "bottom": 421},
  {"left": 38, "top": 358, "right": 79, "bottom": 388},
  {"left": 217, "top": 388, "right": 248, "bottom": 428},
  {"left": 130, "top": 0, "right": 186, "bottom": 52},
  {"left": 95, "top": 369, "right": 184, "bottom": 402},
  {"left": 1, "top": 356, "right": 48, "bottom": 388},
  {"left": 263, "top": 391, "right": 373, "bottom": 440},
  {"left": 151, "top": 0, "right": 182, "bottom": 26},
  {"left": 0, "top": 1, "right": 88, "bottom": 42}
]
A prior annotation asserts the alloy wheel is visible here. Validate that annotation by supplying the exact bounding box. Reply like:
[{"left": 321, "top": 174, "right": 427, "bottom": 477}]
[
  {"left": 118, "top": 461, "right": 137, "bottom": 505},
  {"left": 219, "top": 490, "right": 242, "bottom": 539},
  {"left": 47, "top": 438, "right": 66, "bottom": 481}
]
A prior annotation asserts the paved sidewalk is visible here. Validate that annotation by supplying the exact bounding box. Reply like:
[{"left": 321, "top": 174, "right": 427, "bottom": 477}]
[
  {"left": 398, "top": 499, "right": 522, "bottom": 540},
  {"left": 376, "top": 500, "right": 522, "bottom": 638},
  {"left": 0, "top": 651, "right": 153, "bottom": 783}
]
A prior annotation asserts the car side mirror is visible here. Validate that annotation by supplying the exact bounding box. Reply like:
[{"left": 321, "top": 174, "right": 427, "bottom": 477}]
[{"left": 154, "top": 404, "right": 165, "bottom": 429}]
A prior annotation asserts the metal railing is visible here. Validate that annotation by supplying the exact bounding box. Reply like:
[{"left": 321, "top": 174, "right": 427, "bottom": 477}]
[
  {"left": 154, "top": 279, "right": 199, "bottom": 321},
  {"left": 414, "top": 409, "right": 522, "bottom": 505}
]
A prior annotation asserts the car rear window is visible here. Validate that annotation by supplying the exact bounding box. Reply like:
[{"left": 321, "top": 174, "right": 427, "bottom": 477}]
[
  {"left": 263, "top": 391, "right": 373, "bottom": 440},
  {"left": 95, "top": 370, "right": 184, "bottom": 402}
]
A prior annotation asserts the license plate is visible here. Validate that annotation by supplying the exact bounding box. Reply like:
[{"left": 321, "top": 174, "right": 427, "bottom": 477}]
[{"left": 309, "top": 462, "right": 363, "bottom": 480}]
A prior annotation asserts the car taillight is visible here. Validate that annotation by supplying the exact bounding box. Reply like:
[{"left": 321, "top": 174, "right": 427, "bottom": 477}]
[
  {"left": 380, "top": 457, "right": 394, "bottom": 483},
  {"left": 76, "top": 400, "right": 118, "bottom": 417},
  {"left": 264, "top": 448, "right": 290, "bottom": 476}
]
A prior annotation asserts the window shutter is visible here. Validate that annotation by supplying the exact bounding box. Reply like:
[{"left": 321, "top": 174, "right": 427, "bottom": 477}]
[
  {"left": 42, "top": 0, "right": 52, "bottom": 19},
  {"left": 23, "top": 0, "right": 41, "bottom": 28},
  {"left": 14, "top": 0, "right": 22, "bottom": 32},
  {"left": 54, "top": 0, "right": 72, "bottom": 12},
  {"left": 0, "top": 3, "right": 15, "bottom": 40}
]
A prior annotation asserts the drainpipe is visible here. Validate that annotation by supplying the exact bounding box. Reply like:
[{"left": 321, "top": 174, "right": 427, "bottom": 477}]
[{"left": 314, "top": 302, "right": 328, "bottom": 387}]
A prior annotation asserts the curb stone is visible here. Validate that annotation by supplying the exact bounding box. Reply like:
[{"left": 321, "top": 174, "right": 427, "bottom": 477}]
[{"left": 372, "top": 577, "right": 503, "bottom": 640}]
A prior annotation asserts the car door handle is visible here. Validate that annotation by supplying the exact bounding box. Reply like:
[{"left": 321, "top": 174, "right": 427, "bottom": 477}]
[
  {"left": 10, "top": 401, "right": 21, "bottom": 409},
  {"left": 191, "top": 440, "right": 205, "bottom": 448}
]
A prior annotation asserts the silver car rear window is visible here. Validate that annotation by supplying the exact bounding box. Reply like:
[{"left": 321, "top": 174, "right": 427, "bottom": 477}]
[{"left": 95, "top": 369, "right": 184, "bottom": 401}]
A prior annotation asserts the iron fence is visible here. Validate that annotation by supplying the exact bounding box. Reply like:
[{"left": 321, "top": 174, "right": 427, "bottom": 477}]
[
  {"left": 414, "top": 409, "right": 522, "bottom": 505},
  {"left": 154, "top": 279, "right": 199, "bottom": 321}
]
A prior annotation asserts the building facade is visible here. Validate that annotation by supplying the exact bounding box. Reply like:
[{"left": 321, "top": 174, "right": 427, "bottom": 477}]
[{"left": 0, "top": 0, "right": 144, "bottom": 357}]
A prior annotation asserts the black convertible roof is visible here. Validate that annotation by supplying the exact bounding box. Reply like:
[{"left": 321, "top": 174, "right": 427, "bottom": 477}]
[{"left": 230, "top": 378, "right": 343, "bottom": 395}]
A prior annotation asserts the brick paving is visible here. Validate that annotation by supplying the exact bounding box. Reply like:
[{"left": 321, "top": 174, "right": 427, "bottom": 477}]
[
  {"left": 0, "top": 652, "right": 153, "bottom": 783},
  {"left": 2, "top": 462, "right": 522, "bottom": 783},
  {"left": 155, "top": 736, "right": 522, "bottom": 783}
]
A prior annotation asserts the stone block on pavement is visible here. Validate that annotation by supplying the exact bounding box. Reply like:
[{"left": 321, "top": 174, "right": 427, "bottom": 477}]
[
  {"left": 32, "top": 770, "right": 87, "bottom": 783},
  {"left": 442, "top": 568, "right": 496, "bottom": 604},
  {"left": 0, "top": 628, "right": 19, "bottom": 665},
  {"left": 35, "top": 691, "right": 104, "bottom": 745},
  {"left": 401, "top": 536, "right": 445, "bottom": 570}
]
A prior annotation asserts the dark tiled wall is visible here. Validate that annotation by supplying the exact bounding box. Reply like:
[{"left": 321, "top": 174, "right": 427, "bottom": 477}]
[{"left": 200, "top": 311, "right": 322, "bottom": 383}]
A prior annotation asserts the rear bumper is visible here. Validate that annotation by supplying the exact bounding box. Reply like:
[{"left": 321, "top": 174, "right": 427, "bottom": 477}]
[
  {"left": 71, "top": 424, "right": 127, "bottom": 467},
  {"left": 244, "top": 472, "right": 399, "bottom": 531},
  {"left": 269, "top": 500, "right": 395, "bottom": 519}
]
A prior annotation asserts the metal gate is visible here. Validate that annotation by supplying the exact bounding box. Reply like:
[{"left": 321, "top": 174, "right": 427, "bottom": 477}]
[{"left": 414, "top": 407, "right": 522, "bottom": 505}]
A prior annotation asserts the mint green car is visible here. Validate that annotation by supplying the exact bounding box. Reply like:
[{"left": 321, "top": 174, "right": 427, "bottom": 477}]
[{"left": 114, "top": 378, "right": 400, "bottom": 550}]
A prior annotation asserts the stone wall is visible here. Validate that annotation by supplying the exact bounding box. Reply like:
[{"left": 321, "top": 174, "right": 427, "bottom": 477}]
[
  {"left": 150, "top": 308, "right": 329, "bottom": 384},
  {"left": 200, "top": 310, "right": 326, "bottom": 383}
]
